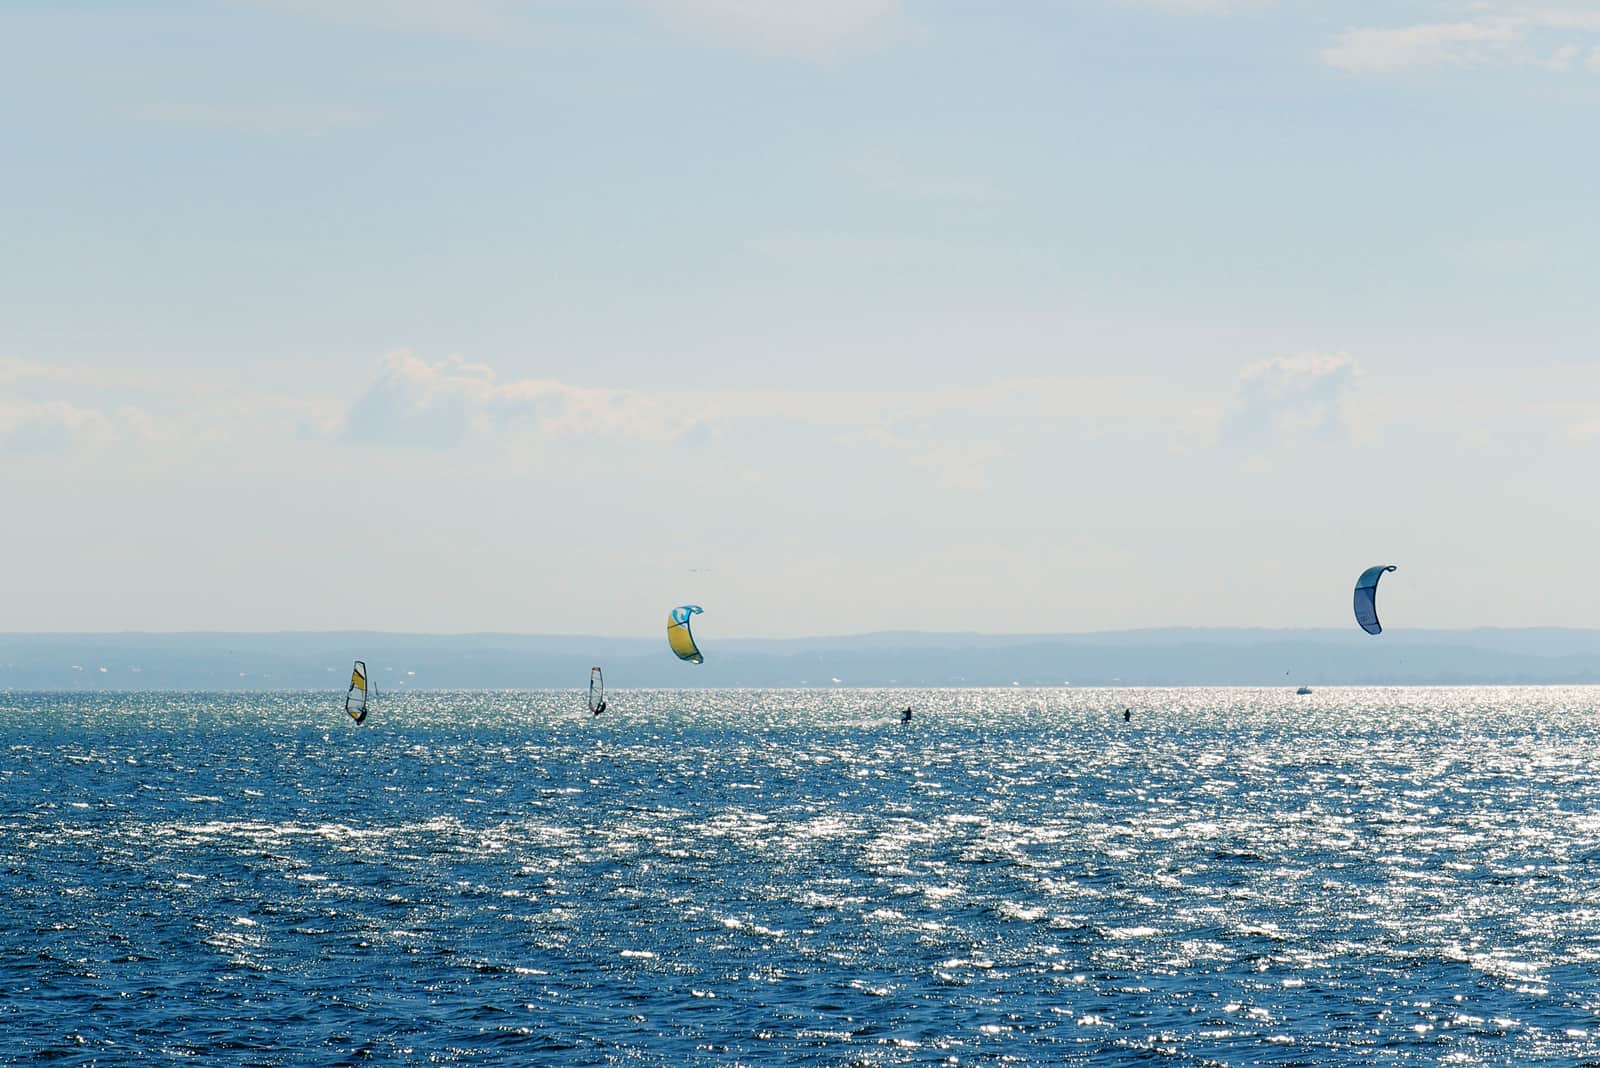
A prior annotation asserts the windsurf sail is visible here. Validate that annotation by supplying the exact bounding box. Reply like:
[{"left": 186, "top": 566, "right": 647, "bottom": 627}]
[
  {"left": 346, "top": 660, "right": 370, "bottom": 725},
  {"left": 1353, "top": 564, "right": 1397, "bottom": 635},
  {"left": 588, "top": 666, "right": 605, "bottom": 713},
  {"left": 668, "top": 604, "right": 704, "bottom": 664}
]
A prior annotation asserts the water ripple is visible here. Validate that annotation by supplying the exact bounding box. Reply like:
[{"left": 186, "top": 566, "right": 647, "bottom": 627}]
[{"left": 3, "top": 687, "right": 1600, "bottom": 1063}]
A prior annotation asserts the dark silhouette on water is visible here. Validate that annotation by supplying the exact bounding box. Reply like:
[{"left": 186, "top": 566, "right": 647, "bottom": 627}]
[
  {"left": 900, "top": 707, "right": 912, "bottom": 724},
  {"left": 1123, "top": 708, "right": 1132, "bottom": 722}
]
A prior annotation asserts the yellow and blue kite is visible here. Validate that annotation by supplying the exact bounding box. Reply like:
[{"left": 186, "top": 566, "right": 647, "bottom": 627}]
[{"left": 667, "top": 605, "right": 704, "bottom": 664}]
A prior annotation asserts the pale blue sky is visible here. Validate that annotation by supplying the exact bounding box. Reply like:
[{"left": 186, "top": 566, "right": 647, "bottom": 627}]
[{"left": 4, "top": 1, "right": 1598, "bottom": 635}]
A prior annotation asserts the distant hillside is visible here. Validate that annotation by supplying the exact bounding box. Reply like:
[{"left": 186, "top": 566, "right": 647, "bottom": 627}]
[{"left": 3, "top": 629, "right": 1600, "bottom": 690}]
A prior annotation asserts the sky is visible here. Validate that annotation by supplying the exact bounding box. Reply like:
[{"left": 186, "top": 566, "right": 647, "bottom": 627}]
[{"left": 3, "top": 0, "right": 1599, "bottom": 637}]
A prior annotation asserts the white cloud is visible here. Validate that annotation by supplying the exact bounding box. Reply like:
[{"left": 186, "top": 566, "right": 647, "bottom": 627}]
[
  {"left": 1562, "top": 417, "right": 1600, "bottom": 444},
  {"left": 1343, "top": 364, "right": 1600, "bottom": 457},
  {"left": 337, "top": 353, "right": 1190, "bottom": 492},
  {"left": 0, "top": 356, "right": 339, "bottom": 462},
  {"left": 3, "top": 354, "right": 1169, "bottom": 491},
  {"left": 0, "top": 357, "right": 85, "bottom": 389},
  {"left": 1323, "top": 21, "right": 1522, "bottom": 73},
  {"left": 341, "top": 351, "right": 699, "bottom": 448},
  {"left": 0, "top": 401, "right": 116, "bottom": 455},
  {"left": 0, "top": 397, "right": 169, "bottom": 456},
  {"left": 1323, "top": 5, "right": 1600, "bottom": 75},
  {"left": 0, "top": 360, "right": 155, "bottom": 454},
  {"left": 1218, "top": 352, "right": 1361, "bottom": 459}
]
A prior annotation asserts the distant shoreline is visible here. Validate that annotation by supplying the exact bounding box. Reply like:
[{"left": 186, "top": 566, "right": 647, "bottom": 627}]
[{"left": 3, "top": 629, "right": 1599, "bottom": 689}]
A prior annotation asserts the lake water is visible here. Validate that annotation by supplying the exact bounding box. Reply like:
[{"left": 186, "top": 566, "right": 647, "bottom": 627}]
[{"left": 5, "top": 687, "right": 1600, "bottom": 1065}]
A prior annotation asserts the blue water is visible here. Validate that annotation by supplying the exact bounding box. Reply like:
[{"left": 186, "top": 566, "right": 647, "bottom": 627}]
[{"left": 5, "top": 688, "right": 1600, "bottom": 1065}]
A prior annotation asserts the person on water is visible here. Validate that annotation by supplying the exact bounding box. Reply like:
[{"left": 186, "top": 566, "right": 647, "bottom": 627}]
[
  {"left": 593, "top": 700, "right": 607, "bottom": 716},
  {"left": 1123, "top": 708, "right": 1132, "bottom": 722},
  {"left": 901, "top": 707, "right": 912, "bottom": 723}
]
